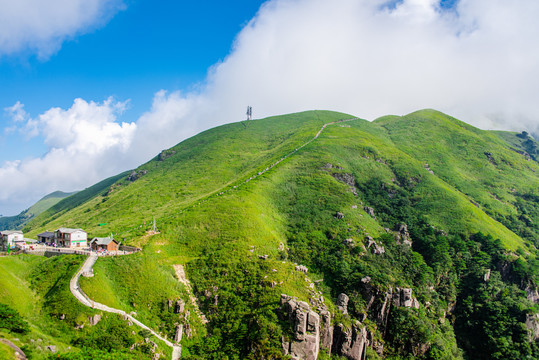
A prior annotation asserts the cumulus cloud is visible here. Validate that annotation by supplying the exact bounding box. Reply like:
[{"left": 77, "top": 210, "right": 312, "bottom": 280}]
[
  {"left": 0, "top": 0, "right": 124, "bottom": 58},
  {"left": 3, "top": 0, "right": 539, "bottom": 215},
  {"left": 0, "top": 98, "right": 136, "bottom": 215},
  {"left": 136, "top": 0, "right": 539, "bottom": 135}
]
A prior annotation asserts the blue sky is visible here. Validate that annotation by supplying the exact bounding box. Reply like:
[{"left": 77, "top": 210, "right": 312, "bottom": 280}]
[
  {"left": 1, "top": 0, "right": 538, "bottom": 216},
  {"left": 0, "top": 0, "right": 265, "bottom": 163}
]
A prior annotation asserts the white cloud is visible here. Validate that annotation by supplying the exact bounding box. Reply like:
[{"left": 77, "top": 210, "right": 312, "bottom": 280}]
[
  {"left": 0, "top": 98, "right": 136, "bottom": 215},
  {"left": 0, "top": 0, "right": 124, "bottom": 59},
  {"left": 3, "top": 0, "right": 539, "bottom": 215},
  {"left": 148, "top": 0, "right": 539, "bottom": 136},
  {"left": 5, "top": 101, "right": 28, "bottom": 122}
]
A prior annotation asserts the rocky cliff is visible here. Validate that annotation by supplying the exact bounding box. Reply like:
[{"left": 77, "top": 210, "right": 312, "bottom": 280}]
[{"left": 280, "top": 284, "right": 421, "bottom": 360}]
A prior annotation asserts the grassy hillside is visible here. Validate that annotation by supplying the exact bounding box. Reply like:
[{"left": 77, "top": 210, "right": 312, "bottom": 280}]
[
  {"left": 0, "top": 191, "right": 75, "bottom": 231},
  {"left": 14, "top": 110, "right": 539, "bottom": 359}
]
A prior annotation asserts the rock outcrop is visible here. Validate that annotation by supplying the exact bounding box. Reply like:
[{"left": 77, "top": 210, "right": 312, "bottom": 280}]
[
  {"left": 280, "top": 295, "right": 320, "bottom": 360},
  {"left": 89, "top": 314, "right": 101, "bottom": 325},
  {"left": 128, "top": 170, "right": 148, "bottom": 182},
  {"left": 280, "top": 285, "right": 420, "bottom": 360},
  {"left": 174, "top": 324, "right": 183, "bottom": 343},
  {"left": 393, "top": 288, "right": 419, "bottom": 309},
  {"left": 526, "top": 314, "right": 539, "bottom": 341},
  {"left": 526, "top": 286, "right": 539, "bottom": 304},
  {"left": 337, "top": 293, "right": 349, "bottom": 314},
  {"left": 364, "top": 207, "right": 376, "bottom": 219},
  {"left": 394, "top": 223, "right": 412, "bottom": 246},
  {"left": 333, "top": 322, "right": 368, "bottom": 360},
  {"left": 366, "top": 236, "right": 385, "bottom": 255},
  {"left": 319, "top": 309, "right": 333, "bottom": 353},
  {"left": 332, "top": 173, "right": 359, "bottom": 196}
]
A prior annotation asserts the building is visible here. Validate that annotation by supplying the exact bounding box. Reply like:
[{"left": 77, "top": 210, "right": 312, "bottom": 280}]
[
  {"left": 55, "top": 228, "right": 87, "bottom": 248},
  {"left": 37, "top": 231, "right": 55, "bottom": 244},
  {"left": 0, "top": 230, "right": 24, "bottom": 251},
  {"left": 90, "top": 237, "right": 119, "bottom": 252}
]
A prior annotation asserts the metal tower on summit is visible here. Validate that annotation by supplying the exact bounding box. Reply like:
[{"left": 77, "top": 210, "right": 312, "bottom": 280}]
[{"left": 246, "top": 106, "right": 252, "bottom": 121}]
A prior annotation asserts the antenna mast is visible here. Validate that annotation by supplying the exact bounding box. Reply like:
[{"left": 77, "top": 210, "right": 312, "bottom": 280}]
[{"left": 246, "top": 106, "right": 252, "bottom": 121}]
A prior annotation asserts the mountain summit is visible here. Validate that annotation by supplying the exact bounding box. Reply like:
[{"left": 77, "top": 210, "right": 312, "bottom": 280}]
[{"left": 3, "top": 110, "right": 539, "bottom": 359}]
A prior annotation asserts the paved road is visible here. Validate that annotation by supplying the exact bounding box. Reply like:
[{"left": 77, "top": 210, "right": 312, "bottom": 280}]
[{"left": 70, "top": 253, "right": 181, "bottom": 359}]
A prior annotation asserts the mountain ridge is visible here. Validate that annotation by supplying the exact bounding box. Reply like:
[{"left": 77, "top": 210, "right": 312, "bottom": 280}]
[{"left": 2, "top": 109, "right": 538, "bottom": 360}]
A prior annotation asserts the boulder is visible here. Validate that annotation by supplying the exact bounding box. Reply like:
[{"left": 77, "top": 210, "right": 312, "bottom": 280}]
[
  {"left": 89, "top": 314, "right": 101, "bottom": 325},
  {"left": 394, "top": 223, "right": 412, "bottom": 246},
  {"left": 174, "top": 324, "right": 183, "bottom": 343},
  {"left": 363, "top": 207, "right": 376, "bottom": 219},
  {"left": 393, "top": 288, "right": 419, "bottom": 309},
  {"left": 526, "top": 286, "right": 539, "bottom": 303},
  {"left": 526, "top": 314, "right": 539, "bottom": 342},
  {"left": 333, "top": 322, "right": 368, "bottom": 360},
  {"left": 335, "top": 212, "right": 345, "bottom": 220},
  {"left": 337, "top": 293, "right": 349, "bottom": 314},
  {"left": 174, "top": 299, "right": 185, "bottom": 314}
]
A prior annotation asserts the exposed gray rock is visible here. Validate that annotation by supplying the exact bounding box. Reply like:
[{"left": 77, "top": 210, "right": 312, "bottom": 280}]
[
  {"left": 258, "top": 254, "right": 269, "bottom": 260},
  {"left": 364, "top": 207, "right": 376, "bottom": 219},
  {"left": 128, "top": 170, "right": 148, "bottom": 182},
  {"left": 343, "top": 238, "right": 354, "bottom": 247},
  {"left": 280, "top": 295, "right": 320, "bottom": 360},
  {"left": 337, "top": 293, "right": 349, "bottom": 314},
  {"left": 175, "top": 299, "right": 185, "bottom": 314},
  {"left": 424, "top": 163, "right": 434, "bottom": 175},
  {"left": 335, "top": 212, "right": 345, "bottom": 219},
  {"left": 333, "top": 322, "right": 368, "bottom": 360},
  {"left": 526, "top": 286, "right": 539, "bottom": 303},
  {"left": 89, "top": 314, "right": 101, "bottom": 325},
  {"left": 366, "top": 237, "right": 385, "bottom": 255},
  {"left": 320, "top": 309, "right": 333, "bottom": 353},
  {"left": 47, "top": 345, "right": 57, "bottom": 353},
  {"left": 332, "top": 173, "right": 359, "bottom": 196},
  {"left": 174, "top": 324, "right": 183, "bottom": 343},
  {"left": 295, "top": 265, "right": 309, "bottom": 273},
  {"left": 484, "top": 269, "right": 491, "bottom": 282},
  {"left": 373, "top": 243, "right": 385, "bottom": 255},
  {"left": 393, "top": 288, "right": 419, "bottom": 309},
  {"left": 158, "top": 149, "right": 176, "bottom": 161},
  {"left": 526, "top": 314, "right": 539, "bottom": 342},
  {"left": 394, "top": 223, "right": 412, "bottom": 246}
]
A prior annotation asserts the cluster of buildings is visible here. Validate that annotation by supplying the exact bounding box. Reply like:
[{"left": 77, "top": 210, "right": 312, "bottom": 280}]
[{"left": 0, "top": 227, "right": 120, "bottom": 252}]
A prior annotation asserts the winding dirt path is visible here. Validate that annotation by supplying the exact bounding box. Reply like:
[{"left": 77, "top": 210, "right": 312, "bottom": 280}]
[
  {"left": 68, "top": 118, "right": 357, "bottom": 360},
  {"left": 70, "top": 254, "right": 181, "bottom": 360}
]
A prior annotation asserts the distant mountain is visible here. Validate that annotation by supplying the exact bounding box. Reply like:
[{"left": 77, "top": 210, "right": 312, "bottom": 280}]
[
  {"left": 5, "top": 110, "right": 539, "bottom": 359},
  {"left": 0, "top": 190, "right": 76, "bottom": 231}
]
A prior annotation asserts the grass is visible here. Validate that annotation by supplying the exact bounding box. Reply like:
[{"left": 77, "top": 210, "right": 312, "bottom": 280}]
[{"left": 13, "top": 109, "right": 539, "bottom": 357}]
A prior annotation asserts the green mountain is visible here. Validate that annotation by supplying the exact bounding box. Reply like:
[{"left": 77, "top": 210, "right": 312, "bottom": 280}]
[
  {"left": 0, "top": 191, "right": 76, "bottom": 231},
  {"left": 2, "top": 110, "right": 539, "bottom": 360}
]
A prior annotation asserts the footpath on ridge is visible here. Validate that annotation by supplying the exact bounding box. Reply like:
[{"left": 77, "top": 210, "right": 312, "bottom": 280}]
[
  {"left": 68, "top": 117, "right": 357, "bottom": 360},
  {"left": 176, "top": 117, "right": 359, "bottom": 214}
]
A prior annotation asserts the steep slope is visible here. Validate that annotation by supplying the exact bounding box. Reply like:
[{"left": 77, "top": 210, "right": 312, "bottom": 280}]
[
  {"left": 0, "top": 191, "right": 75, "bottom": 231},
  {"left": 16, "top": 110, "right": 539, "bottom": 359}
]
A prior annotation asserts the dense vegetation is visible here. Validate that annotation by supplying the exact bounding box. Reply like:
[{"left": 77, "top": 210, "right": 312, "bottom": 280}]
[{"left": 1, "top": 110, "right": 538, "bottom": 359}]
